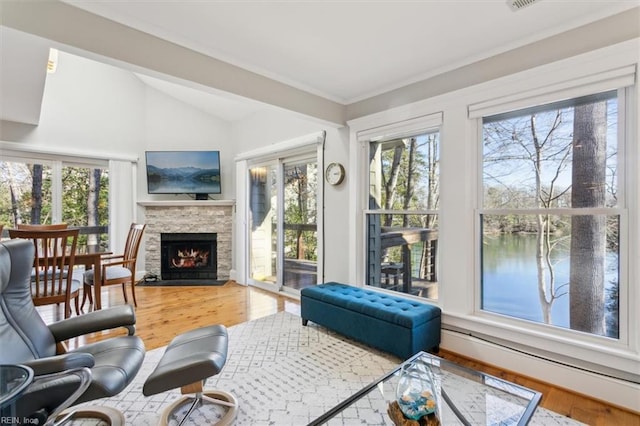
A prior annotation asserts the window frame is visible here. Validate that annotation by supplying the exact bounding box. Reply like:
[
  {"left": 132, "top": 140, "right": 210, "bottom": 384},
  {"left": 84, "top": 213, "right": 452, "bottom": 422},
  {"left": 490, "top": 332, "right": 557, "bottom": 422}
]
[
  {"left": 0, "top": 143, "right": 138, "bottom": 254},
  {"left": 473, "top": 85, "right": 631, "bottom": 350},
  {"left": 363, "top": 125, "right": 442, "bottom": 300},
  {"left": 2, "top": 153, "right": 109, "bottom": 225}
]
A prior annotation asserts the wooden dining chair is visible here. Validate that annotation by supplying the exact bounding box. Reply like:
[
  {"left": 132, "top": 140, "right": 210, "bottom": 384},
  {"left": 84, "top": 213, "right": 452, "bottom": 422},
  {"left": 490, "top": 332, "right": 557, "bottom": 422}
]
[
  {"left": 82, "top": 223, "right": 146, "bottom": 308},
  {"left": 8, "top": 228, "right": 81, "bottom": 318}
]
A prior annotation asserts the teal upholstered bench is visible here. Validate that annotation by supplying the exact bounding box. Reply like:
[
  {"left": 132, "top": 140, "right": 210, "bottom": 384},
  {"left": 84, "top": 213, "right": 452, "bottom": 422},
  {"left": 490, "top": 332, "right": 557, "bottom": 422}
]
[{"left": 301, "top": 282, "right": 441, "bottom": 359}]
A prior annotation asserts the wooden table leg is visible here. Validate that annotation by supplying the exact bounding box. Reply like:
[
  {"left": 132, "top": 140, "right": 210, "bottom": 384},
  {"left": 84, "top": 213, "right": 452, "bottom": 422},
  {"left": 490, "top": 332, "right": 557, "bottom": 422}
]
[{"left": 93, "top": 254, "right": 102, "bottom": 310}]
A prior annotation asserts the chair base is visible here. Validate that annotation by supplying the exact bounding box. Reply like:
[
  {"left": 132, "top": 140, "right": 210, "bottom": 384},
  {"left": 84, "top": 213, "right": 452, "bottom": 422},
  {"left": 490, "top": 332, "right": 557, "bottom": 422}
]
[
  {"left": 57, "top": 406, "right": 124, "bottom": 426},
  {"left": 160, "top": 390, "right": 238, "bottom": 426}
]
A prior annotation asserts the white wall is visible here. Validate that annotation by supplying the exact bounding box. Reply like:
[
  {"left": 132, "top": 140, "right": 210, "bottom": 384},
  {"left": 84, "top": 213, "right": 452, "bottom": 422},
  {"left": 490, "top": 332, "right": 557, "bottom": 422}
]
[
  {"left": 139, "top": 86, "right": 234, "bottom": 200},
  {"left": 1, "top": 51, "right": 145, "bottom": 154}
]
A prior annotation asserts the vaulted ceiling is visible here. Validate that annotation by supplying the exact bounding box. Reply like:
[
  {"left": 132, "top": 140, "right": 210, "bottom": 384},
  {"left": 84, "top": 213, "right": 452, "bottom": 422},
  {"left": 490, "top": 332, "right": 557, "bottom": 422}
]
[{"left": 1, "top": 0, "right": 638, "bottom": 126}]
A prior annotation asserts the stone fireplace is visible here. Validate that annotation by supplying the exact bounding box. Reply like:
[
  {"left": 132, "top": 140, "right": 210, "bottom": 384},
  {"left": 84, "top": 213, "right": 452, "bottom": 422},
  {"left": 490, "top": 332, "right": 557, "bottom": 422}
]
[{"left": 139, "top": 200, "right": 234, "bottom": 281}]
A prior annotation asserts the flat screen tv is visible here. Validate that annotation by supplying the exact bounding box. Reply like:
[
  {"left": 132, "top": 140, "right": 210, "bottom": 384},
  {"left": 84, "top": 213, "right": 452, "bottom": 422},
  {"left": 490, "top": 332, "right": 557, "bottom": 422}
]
[{"left": 145, "top": 150, "right": 221, "bottom": 198}]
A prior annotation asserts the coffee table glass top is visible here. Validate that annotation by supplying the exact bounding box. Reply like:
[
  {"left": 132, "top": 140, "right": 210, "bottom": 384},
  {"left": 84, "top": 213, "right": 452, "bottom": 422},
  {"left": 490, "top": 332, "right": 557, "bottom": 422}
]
[
  {"left": 310, "top": 351, "right": 542, "bottom": 426},
  {"left": 0, "top": 364, "right": 34, "bottom": 409}
]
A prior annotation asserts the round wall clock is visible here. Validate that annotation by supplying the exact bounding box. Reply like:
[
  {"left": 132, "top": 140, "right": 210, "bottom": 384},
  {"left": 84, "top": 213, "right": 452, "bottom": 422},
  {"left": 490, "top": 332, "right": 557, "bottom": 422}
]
[{"left": 325, "top": 162, "right": 345, "bottom": 185}]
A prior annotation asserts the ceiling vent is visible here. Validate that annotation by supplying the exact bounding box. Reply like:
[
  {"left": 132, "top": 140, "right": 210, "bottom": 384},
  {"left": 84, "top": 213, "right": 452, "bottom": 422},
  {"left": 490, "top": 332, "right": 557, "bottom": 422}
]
[{"left": 507, "top": 0, "right": 542, "bottom": 11}]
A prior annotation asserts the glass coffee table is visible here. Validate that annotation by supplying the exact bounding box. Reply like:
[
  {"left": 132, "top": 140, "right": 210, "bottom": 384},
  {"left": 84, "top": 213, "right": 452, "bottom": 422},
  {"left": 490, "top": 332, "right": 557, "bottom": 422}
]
[
  {"left": 309, "top": 351, "right": 541, "bottom": 426},
  {"left": 1, "top": 364, "right": 34, "bottom": 416}
]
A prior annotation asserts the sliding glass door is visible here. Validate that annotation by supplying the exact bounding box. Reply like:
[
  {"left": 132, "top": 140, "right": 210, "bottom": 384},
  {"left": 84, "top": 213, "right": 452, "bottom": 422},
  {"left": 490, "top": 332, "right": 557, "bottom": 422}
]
[
  {"left": 248, "top": 155, "right": 319, "bottom": 292},
  {"left": 282, "top": 157, "right": 318, "bottom": 291}
]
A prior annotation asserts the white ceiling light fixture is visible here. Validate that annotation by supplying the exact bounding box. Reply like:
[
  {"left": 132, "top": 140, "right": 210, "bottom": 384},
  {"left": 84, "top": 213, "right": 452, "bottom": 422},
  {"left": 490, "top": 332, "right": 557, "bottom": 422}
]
[{"left": 507, "top": 0, "right": 542, "bottom": 11}]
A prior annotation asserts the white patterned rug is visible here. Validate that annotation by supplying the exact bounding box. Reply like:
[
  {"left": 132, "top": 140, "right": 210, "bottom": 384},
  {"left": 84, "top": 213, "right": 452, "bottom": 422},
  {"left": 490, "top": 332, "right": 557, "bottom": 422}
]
[{"left": 72, "top": 312, "right": 583, "bottom": 425}]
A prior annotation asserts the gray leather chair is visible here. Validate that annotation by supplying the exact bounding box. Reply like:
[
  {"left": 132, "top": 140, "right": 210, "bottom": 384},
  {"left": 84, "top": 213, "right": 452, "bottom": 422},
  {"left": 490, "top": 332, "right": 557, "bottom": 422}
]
[{"left": 0, "top": 239, "right": 146, "bottom": 425}]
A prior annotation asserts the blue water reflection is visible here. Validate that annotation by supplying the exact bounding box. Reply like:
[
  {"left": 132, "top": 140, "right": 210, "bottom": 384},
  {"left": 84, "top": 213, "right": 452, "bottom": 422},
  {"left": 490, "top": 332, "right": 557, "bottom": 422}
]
[{"left": 482, "top": 234, "right": 617, "bottom": 334}]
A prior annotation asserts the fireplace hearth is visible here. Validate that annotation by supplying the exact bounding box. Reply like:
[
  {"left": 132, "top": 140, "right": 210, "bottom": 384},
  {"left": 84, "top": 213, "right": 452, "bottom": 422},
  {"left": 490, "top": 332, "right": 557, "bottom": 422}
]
[{"left": 161, "top": 233, "right": 217, "bottom": 280}]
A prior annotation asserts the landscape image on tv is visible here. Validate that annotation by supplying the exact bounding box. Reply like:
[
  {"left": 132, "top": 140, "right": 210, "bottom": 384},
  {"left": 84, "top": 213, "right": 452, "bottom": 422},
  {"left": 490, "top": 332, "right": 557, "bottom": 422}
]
[{"left": 146, "top": 151, "right": 221, "bottom": 194}]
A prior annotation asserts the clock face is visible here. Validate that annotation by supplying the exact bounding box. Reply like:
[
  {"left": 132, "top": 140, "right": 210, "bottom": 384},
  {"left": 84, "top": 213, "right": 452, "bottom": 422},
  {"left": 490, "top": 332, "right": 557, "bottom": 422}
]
[{"left": 326, "top": 162, "right": 345, "bottom": 185}]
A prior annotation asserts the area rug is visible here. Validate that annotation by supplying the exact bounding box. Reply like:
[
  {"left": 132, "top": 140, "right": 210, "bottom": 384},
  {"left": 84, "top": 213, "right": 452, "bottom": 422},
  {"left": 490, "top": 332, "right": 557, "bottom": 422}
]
[{"left": 71, "top": 312, "right": 583, "bottom": 425}]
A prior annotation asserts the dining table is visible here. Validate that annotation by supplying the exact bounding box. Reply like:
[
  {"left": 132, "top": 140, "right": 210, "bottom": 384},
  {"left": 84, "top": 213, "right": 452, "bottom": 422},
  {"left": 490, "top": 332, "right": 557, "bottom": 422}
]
[{"left": 75, "top": 246, "right": 112, "bottom": 310}]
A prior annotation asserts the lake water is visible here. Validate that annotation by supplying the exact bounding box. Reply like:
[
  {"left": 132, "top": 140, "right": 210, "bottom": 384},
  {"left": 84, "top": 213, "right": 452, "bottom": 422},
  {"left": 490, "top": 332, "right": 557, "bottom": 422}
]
[{"left": 481, "top": 234, "right": 618, "bottom": 334}]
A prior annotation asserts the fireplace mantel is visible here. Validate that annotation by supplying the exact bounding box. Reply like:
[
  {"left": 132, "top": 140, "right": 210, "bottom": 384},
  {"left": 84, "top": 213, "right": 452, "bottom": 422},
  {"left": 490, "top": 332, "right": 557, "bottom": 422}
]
[{"left": 138, "top": 200, "right": 235, "bottom": 207}]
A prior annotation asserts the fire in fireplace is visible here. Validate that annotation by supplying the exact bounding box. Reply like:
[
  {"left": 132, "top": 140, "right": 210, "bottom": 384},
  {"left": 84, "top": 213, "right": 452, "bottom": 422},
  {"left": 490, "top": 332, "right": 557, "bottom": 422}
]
[{"left": 161, "top": 233, "right": 217, "bottom": 280}]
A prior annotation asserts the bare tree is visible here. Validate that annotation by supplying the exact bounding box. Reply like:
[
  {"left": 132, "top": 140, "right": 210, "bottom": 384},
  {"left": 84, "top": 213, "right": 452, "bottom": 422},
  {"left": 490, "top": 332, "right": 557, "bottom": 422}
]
[
  {"left": 30, "top": 164, "right": 44, "bottom": 224},
  {"left": 382, "top": 142, "right": 404, "bottom": 226},
  {"left": 569, "top": 102, "right": 607, "bottom": 334},
  {"left": 402, "top": 138, "right": 417, "bottom": 227},
  {"left": 484, "top": 110, "right": 572, "bottom": 324},
  {"left": 3, "top": 162, "right": 24, "bottom": 224}
]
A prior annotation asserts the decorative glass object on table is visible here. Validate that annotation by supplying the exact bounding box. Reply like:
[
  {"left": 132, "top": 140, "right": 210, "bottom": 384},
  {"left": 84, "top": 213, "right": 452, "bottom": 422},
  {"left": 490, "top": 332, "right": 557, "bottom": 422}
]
[{"left": 396, "top": 358, "right": 441, "bottom": 421}]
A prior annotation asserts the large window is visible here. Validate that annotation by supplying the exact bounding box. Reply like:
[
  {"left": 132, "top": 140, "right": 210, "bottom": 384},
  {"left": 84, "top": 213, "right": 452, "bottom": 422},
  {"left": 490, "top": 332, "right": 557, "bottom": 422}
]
[
  {"left": 0, "top": 157, "right": 109, "bottom": 249},
  {"left": 480, "top": 91, "right": 623, "bottom": 339},
  {"left": 366, "top": 128, "right": 440, "bottom": 299}
]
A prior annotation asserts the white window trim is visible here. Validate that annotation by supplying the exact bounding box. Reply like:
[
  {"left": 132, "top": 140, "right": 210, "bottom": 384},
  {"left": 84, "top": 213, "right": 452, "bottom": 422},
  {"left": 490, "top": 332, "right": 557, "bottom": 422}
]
[
  {"left": 465, "top": 75, "right": 638, "bottom": 410},
  {"left": 473, "top": 83, "right": 631, "bottom": 346},
  {"left": 356, "top": 112, "right": 443, "bottom": 142},
  {"left": 351, "top": 113, "right": 443, "bottom": 289},
  {"left": 0, "top": 140, "right": 137, "bottom": 163},
  {"left": 468, "top": 65, "right": 636, "bottom": 119}
]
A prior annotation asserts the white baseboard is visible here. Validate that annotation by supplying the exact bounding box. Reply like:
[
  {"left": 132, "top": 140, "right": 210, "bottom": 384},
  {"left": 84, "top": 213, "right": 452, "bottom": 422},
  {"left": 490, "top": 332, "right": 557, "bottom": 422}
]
[
  {"left": 229, "top": 269, "right": 237, "bottom": 282},
  {"left": 441, "top": 329, "right": 640, "bottom": 412}
]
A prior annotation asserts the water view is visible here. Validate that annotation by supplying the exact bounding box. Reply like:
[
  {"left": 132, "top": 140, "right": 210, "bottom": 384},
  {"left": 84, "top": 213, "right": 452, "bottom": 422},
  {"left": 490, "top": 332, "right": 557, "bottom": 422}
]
[{"left": 482, "top": 233, "right": 618, "bottom": 335}]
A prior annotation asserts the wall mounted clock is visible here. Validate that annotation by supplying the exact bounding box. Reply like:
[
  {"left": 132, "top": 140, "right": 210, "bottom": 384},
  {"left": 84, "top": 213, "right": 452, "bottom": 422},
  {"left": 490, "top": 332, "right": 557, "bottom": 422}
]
[{"left": 325, "top": 162, "right": 345, "bottom": 185}]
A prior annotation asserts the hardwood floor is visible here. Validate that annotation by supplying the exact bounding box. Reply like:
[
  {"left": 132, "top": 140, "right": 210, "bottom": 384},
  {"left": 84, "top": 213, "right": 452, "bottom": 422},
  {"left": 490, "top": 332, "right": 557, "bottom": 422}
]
[{"left": 36, "top": 281, "right": 639, "bottom": 426}]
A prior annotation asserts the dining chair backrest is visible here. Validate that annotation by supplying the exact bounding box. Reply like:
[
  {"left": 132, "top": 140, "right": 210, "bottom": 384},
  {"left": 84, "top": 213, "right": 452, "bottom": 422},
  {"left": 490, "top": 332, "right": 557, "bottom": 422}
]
[
  {"left": 16, "top": 223, "right": 69, "bottom": 230},
  {"left": 122, "top": 223, "right": 146, "bottom": 268},
  {"left": 8, "top": 228, "right": 80, "bottom": 317}
]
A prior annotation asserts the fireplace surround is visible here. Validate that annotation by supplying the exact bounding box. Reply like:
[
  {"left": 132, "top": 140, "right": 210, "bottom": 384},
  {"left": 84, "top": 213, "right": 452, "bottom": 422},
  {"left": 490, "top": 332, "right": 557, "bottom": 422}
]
[{"left": 139, "top": 200, "right": 234, "bottom": 281}]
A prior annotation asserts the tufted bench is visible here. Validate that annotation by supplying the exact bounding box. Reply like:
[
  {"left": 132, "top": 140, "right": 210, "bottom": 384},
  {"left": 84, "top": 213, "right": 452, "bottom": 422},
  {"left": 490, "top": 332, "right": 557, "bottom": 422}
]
[{"left": 301, "top": 282, "right": 441, "bottom": 359}]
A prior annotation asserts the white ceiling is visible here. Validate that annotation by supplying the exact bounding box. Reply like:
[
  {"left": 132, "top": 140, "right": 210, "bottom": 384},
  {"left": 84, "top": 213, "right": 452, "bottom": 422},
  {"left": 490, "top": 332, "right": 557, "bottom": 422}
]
[
  {"left": 1, "top": 1, "right": 637, "bottom": 126},
  {"left": 134, "top": 73, "right": 263, "bottom": 121},
  {"left": 62, "top": 0, "right": 638, "bottom": 104}
]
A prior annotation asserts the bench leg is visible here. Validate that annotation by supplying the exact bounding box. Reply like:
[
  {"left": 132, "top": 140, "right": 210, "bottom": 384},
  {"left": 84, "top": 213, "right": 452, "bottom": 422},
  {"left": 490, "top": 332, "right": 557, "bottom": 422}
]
[{"left": 302, "top": 318, "right": 308, "bottom": 326}]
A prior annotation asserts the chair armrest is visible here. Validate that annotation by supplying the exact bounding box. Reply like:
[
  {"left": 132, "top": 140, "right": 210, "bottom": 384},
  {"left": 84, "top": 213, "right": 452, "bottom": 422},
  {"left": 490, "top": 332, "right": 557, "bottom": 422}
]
[
  {"left": 101, "top": 254, "right": 124, "bottom": 262},
  {"left": 21, "top": 353, "right": 95, "bottom": 376},
  {"left": 101, "top": 259, "right": 134, "bottom": 270},
  {"left": 48, "top": 304, "right": 137, "bottom": 342}
]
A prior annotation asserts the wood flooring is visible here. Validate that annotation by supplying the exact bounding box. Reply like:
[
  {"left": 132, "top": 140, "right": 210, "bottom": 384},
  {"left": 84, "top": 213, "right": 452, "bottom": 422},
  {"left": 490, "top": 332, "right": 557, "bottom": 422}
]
[{"left": 36, "top": 281, "right": 639, "bottom": 426}]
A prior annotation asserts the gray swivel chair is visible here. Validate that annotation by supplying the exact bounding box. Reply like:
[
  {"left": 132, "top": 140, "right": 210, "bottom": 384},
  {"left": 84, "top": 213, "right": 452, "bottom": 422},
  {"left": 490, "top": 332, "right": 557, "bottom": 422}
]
[{"left": 0, "top": 238, "right": 146, "bottom": 425}]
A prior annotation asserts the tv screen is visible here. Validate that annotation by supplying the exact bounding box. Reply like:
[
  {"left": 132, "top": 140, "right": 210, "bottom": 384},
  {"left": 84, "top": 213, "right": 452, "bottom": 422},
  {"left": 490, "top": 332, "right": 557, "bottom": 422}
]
[{"left": 145, "top": 150, "right": 221, "bottom": 195}]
